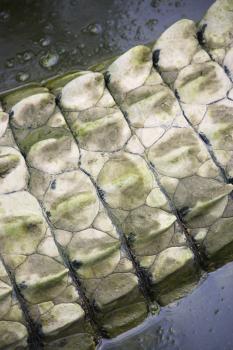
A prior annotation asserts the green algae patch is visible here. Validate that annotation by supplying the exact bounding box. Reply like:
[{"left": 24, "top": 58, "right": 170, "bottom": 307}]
[
  {"left": 75, "top": 242, "right": 120, "bottom": 267},
  {"left": 61, "top": 72, "right": 105, "bottom": 111},
  {"left": 11, "top": 92, "right": 56, "bottom": 129},
  {"left": 89, "top": 55, "right": 119, "bottom": 73},
  {"left": 0, "top": 321, "right": 28, "bottom": 350},
  {"left": 42, "top": 70, "right": 87, "bottom": 94},
  {"left": 124, "top": 84, "right": 179, "bottom": 128},
  {"left": 150, "top": 247, "right": 200, "bottom": 305},
  {"left": 123, "top": 206, "right": 176, "bottom": 253},
  {"left": 106, "top": 46, "right": 153, "bottom": 104},
  {"left": 101, "top": 302, "right": 148, "bottom": 338},
  {"left": 0, "top": 286, "right": 12, "bottom": 302},
  {"left": 44, "top": 170, "right": 100, "bottom": 231},
  {"left": 153, "top": 19, "right": 199, "bottom": 72},
  {"left": 148, "top": 128, "right": 204, "bottom": 178},
  {"left": 75, "top": 119, "right": 103, "bottom": 138},
  {"left": 199, "top": 0, "right": 233, "bottom": 51},
  {"left": 97, "top": 153, "right": 153, "bottom": 210},
  {"left": 72, "top": 112, "right": 120, "bottom": 144},
  {"left": 204, "top": 217, "right": 233, "bottom": 259},
  {"left": 71, "top": 109, "right": 130, "bottom": 152},
  {"left": 16, "top": 254, "right": 69, "bottom": 304},
  {"left": 199, "top": 100, "right": 233, "bottom": 152},
  {"left": 44, "top": 333, "right": 95, "bottom": 350},
  {"left": 174, "top": 176, "right": 233, "bottom": 228},
  {"left": 93, "top": 272, "right": 141, "bottom": 311},
  {"left": 1, "top": 214, "right": 45, "bottom": 255},
  {"left": 19, "top": 126, "right": 71, "bottom": 155},
  {"left": 0, "top": 153, "right": 19, "bottom": 177},
  {"left": 185, "top": 188, "right": 233, "bottom": 222},
  {"left": 1, "top": 84, "right": 47, "bottom": 111},
  {"left": 93, "top": 272, "right": 148, "bottom": 337},
  {"left": 68, "top": 228, "right": 121, "bottom": 279},
  {"left": 174, "top": 62, "right": 231, "bottom": 105},
  {"left": 40, "top": 303, "right": 85, "bottom": 337},
  {"left": 50, "top": 192, "right": 98, "bottom": 228},
  {"left": 25, "top": 269, "right": 68, "bottom": 291},
  {"left": 71, "top": 239, "right": 120, "bottom": 267}
]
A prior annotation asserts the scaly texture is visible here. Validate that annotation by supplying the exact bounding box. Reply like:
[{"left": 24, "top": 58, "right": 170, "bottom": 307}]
[
  {"left": 153, "top": 18, "right": 233, "bottom": 182},
  {"left": 198, "top": 0, "right": 233, "bottom": 82},
  {"left": 0, "top": 258, "right": 28, "bottom": 350},
  {"left": 1, "top": 95, "right": 95, "bottom": 349},
  {"left": 151, "top": 20, "right": 233, "bottom": 267},
  {"left": 0, "top": 0, "right": 233, "bottom": 345},
  {"left": 107, "top": 43, "right": 233, "bottom": 268},
  {"left": 60, "top": 70, "right": 199, "bottom": 306},
  {"left": 5, "top": 85, "right": 148, "bottom": 339}
]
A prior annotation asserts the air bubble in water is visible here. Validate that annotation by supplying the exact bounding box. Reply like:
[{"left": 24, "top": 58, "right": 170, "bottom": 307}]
[
  {"left": 82, "top": 23, "right": 103, "bottom": 35},
  {"left": 16, "top": 72, "right": 30, "bottom": 82},
  {"left": 23, "top": 51, "right": 33, "bottom": 62},
  {"left": 5, "top": 59, "right": 15, "bottom": 68},
  {"left": 40, "top": 37, "right": 51, "bottom": 47},
  {"left": 40, "top": 52, "right": 59, "bottom": 69},
  {"left": 0, "top": 11, "right": 10, "bottom": 22}
]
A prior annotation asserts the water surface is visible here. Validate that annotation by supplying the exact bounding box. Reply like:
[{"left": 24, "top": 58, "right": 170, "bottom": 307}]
[
  {"left": 100, "top": 262, "right": 233, "bottom": 350},
  {"left": 0, "top": 0, "right": 213, "bottom": 92}
]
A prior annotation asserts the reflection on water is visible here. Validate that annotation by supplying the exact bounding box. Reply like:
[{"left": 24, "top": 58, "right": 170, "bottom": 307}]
[
  {"left": 0, "top": 0, "right": 213, "bottom": 91},
  {"left": 100, "top": 262, "right": 233, "bottom": 350}
]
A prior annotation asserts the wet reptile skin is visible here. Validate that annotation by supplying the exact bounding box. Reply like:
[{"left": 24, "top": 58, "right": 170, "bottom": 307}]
[{"left": 0, "top": 0, "right": 233, "bottom": 348}]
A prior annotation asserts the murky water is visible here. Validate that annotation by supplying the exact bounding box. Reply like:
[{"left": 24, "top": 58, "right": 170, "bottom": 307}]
[
  {"left": 0, "top": 0, "right": 213, "bottom": 92},
  {"left": 100, "top": 262, "right": 233, "bottom": 350},
  {"left": 2, "top": 1, "right": 233, "bottom": 349}
]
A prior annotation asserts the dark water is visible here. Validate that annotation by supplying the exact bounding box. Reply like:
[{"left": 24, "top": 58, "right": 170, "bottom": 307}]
[
  {"left": 100, "top": 262, "right": 233, "bottom": 350},
  {"left": 0, "top": 0, "right": 213, "bottom": 92},
  {"left": 2, "top": 1, "right": 232, "bottom": 350}
]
